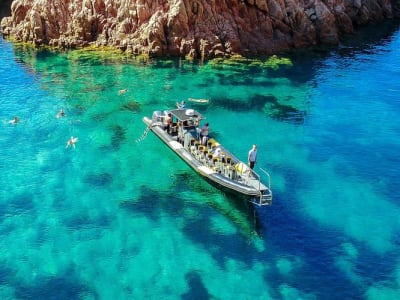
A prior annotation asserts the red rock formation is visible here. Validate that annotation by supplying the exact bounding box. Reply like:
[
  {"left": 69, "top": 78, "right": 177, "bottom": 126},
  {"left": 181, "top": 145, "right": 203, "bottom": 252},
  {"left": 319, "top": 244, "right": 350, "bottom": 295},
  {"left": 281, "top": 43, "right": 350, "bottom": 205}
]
[{"left": 1, "top": 0, "right": 398, "bottom": 58}]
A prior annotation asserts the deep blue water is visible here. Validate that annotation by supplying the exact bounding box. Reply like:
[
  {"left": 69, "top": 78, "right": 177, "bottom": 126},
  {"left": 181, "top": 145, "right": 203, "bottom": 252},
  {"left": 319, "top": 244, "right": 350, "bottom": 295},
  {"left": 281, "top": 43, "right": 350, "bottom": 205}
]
[{"left": 1, "top": 22, "right": 400, "bottom": 299}]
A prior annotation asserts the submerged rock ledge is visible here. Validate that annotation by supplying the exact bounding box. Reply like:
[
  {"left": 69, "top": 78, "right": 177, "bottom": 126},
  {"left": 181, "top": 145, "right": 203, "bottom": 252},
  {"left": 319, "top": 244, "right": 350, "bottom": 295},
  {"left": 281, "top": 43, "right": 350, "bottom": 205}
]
[{"left": 1, "top": 0, "right": 399, "bottom": 58}]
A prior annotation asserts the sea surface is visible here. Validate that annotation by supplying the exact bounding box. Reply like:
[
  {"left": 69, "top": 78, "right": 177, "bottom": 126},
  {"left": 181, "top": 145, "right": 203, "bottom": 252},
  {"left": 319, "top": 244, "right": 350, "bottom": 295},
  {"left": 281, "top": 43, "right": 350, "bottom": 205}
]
[{"left": 1, "top": 22, "right": 400, "bottom": 299}]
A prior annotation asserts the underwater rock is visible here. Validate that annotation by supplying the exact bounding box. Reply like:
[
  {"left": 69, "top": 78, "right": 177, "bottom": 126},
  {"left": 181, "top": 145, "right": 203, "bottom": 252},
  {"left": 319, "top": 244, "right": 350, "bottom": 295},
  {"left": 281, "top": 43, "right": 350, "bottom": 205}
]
[
  {"left": 1, "top": 0, "right": 398, "bottom": 58},
  {"left": 109, "top": 124, "right": 126, "bottom": 149},
  {"left": 83, "top": 172, "right": 113, "bottom": 187},
  {"left": 120, "top": 101, "right": 141, "bottom": 112}
]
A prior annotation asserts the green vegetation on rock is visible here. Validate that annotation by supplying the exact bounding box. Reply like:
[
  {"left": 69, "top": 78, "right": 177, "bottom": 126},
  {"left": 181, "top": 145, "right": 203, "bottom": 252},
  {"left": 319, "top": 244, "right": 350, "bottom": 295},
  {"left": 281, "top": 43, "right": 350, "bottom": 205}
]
[
  {"left": 263, "top": 55, "right": 293, "bottom": 70},
  {"left": 207, "top": 54, "right": 293, "bottom": 73}
]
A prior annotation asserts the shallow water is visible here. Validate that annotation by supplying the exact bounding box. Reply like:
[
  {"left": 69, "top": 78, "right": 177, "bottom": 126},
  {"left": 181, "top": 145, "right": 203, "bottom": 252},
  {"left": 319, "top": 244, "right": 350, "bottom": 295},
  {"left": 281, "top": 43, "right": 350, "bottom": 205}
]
[{"left": 1, "top": 22, "right": 400, "bottom": 299}]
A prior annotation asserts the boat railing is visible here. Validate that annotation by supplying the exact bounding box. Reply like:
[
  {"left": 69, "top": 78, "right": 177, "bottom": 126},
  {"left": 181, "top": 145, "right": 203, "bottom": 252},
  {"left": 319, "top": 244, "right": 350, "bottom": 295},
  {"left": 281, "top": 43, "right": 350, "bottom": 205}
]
[
  {"left": 258, "top": 167, "right": 271, "bottom": 191},
  {"left": 247, "top": 167, "right": 272, "bottom": 206}
]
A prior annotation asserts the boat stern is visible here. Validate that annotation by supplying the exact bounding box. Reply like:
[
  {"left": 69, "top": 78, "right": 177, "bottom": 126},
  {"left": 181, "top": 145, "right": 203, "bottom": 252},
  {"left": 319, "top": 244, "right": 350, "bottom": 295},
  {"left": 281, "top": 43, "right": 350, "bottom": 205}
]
[{"left": 250, "top": 189, "right": 273, "bottom": 206}]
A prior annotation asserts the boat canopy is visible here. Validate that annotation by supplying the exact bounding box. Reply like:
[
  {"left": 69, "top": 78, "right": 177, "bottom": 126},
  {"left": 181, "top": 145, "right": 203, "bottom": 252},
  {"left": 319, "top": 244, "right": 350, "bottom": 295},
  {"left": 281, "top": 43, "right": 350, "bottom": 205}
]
[{"left": 169, "top": 108, "right": 205, "bottom": 122}]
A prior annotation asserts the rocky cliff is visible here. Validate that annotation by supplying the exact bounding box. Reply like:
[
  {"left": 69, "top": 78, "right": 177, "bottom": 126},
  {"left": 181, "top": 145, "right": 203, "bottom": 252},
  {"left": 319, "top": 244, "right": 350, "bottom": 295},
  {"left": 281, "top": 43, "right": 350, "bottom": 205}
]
[{"left": 1, "top": 0, "right": 399, "bottom": 58}]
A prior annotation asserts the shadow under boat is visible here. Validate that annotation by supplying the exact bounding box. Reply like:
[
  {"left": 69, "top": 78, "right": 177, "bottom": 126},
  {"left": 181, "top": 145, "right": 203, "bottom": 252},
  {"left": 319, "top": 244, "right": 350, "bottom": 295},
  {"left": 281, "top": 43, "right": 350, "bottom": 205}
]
[
  {"left": 120, "top": 174, "right": 263, "bottom": 238},
  {"left": 206, "top": 190, "right": 264, "bottom": 237},
  {"left": 171, "top": 171, "right": 264, "bottom": 237},
  {"left": 171, "top": 153, "right": 267, "bottom": 237}
]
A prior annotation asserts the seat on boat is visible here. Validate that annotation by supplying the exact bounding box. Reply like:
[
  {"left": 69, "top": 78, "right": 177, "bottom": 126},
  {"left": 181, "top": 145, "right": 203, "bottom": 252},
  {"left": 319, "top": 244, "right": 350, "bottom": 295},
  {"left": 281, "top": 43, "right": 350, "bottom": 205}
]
[
  {"left": 212, "top": 157, "right": 219, "bottom": 167},
  {"left": 193, "top": 145, "right": 204, "bottom": 160},
  {"left": 235, "top": 162, "right": 249, "bottom": 175},
  {"left": 200, "top": 149, "right": 208, "bottom": 163},
  {"left": 206, "top": 153, "right": 213, "bottom": 166},
  {"left": 207, "top": 138, "right": 217, "bottom": 145}
]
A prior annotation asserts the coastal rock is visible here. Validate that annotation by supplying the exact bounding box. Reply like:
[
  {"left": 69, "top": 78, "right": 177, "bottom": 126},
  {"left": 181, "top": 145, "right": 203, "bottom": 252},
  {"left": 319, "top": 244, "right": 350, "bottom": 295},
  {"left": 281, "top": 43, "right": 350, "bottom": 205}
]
[{"left": 1, "top": 0, "right": 399, "bottom": 58}]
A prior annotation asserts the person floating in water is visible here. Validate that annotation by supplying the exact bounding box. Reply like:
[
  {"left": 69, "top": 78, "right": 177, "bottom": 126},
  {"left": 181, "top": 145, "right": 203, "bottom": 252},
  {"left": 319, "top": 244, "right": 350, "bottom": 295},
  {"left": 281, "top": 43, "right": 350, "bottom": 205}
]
[
  {"left": 56, "top": 109, "right": 66, "bottom": 118},
  {"left": 8, "top": 116, "right": 19, "bottom": 125},
  {"left": 176, "top": 100, "right": 186, "bottom": 109},
  {"left": 118, "top": 89, "right": 128, "bottom": 95},
  {"left": 66, "top": 136, "right": 78, "bottom": 149}
]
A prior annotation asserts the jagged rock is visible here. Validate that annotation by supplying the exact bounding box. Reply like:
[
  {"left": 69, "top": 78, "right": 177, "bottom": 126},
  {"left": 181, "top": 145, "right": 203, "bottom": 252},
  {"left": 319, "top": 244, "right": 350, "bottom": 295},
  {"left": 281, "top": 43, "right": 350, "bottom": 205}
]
[{"left": 1, "top": 0, "right": 399, "bottom": 58}]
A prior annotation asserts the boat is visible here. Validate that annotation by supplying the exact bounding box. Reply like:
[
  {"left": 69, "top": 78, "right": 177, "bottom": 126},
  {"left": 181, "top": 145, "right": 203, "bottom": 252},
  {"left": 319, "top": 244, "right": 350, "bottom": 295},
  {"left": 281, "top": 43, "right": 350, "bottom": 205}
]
[
  {"left": 176, "top": 98, "right": 209, "bottom": 109},
  {"left": 142, "top": 108, "right": 272, "bottom": 206},
  {"left": 187, "top": 97, "right": 210, "bottom": 104}
]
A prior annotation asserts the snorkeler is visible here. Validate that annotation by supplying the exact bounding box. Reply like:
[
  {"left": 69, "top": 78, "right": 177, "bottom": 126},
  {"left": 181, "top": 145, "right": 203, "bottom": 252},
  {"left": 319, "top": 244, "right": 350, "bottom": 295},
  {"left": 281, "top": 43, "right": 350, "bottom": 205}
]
[
  {"left": 8, "top": 116, "right": 19, "bottom": 125},
  {"left": 66, "top": 136, "right": 78, "bottom": 149},
  {"left": 56, "top": 109, "right": 66, "bottom": 118}
]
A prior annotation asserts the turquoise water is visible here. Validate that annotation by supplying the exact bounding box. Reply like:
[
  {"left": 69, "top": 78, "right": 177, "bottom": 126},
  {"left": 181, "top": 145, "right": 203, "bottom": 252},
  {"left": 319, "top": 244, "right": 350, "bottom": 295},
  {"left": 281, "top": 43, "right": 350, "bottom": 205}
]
[{"left": 1, "top": 22, "right": 400, "bottom": 299}]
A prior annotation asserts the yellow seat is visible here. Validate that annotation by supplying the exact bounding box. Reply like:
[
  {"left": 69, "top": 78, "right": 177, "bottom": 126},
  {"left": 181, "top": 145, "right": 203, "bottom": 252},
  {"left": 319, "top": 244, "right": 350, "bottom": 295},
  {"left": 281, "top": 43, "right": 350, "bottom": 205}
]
[
  {"left": 235, "top": 162, "right": 248, "bottom": 174},
  {"left": 208, "top": 138, "right": 217, "bottom": 144}
]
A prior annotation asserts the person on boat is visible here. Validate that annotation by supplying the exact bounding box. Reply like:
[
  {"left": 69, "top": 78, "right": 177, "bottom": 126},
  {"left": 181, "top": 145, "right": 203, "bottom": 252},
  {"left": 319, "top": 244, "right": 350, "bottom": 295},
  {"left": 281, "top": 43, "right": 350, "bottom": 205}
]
[
  {"left": 56, "top": 108, "right": 66, "bottom": 118},
  {"left": 213, "top": 147, "right": 222, "bottom": 158},
  {"left": 200, "top": 122, "right": 209, "bottom": 145},
  {"left": 66, "top": 136, "right": 78, "bottom": 149},
  {"left": 248, "top": 144, "right": 257, "bottom": 169},
  {"left": 177, "top": 121, "right": 184, "bottom": 143},
  {"left": 163, "top": 113, "right": 172, "bottom": 133},
  {"left": 8, "top": 116, "right": 19, "bottom": 125}
]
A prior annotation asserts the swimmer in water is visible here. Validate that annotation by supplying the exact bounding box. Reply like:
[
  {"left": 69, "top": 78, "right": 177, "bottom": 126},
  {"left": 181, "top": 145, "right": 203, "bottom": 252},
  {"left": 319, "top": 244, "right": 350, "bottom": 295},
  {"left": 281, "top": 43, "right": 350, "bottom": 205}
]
[
  {"left": 8, "top": 116, "right": 19, "bottom": 125},
  {"left": 56, "top": 109, "right": 66, "bottom": 118},
  {"left": 66, "top": 136, "right": 78, "bottom": 149},
  {"left": 176, "top": 100, "right": 186, "bottom": 109}
]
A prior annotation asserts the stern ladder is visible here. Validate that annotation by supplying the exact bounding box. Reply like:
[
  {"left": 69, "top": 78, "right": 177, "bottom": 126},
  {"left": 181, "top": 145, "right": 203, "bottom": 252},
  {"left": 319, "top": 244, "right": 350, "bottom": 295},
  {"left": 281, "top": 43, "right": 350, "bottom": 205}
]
[{"left": 136, "top": 125, "right": 152, "bottom": 143}]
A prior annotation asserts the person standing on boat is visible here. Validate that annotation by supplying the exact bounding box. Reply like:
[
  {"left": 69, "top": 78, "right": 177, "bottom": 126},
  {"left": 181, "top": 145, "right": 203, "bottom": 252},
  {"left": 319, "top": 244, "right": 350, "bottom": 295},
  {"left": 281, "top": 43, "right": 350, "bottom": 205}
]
[
  {"left": 248, "top": 144, "right": 257, "bottom": 169},
  {"left": 200, "top": 122, "right": 209, "bottom": 145},
  {"left": 177, "top": 121, "right": 184, "bottom": 143},
  {"left": 163, "top": 113, "right": 172, "bottom": 133}
]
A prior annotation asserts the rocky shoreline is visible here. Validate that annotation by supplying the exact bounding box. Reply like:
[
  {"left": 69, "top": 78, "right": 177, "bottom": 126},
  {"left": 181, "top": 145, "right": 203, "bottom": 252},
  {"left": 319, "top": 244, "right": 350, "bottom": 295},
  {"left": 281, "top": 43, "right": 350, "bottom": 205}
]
[{"left": 1, "top": 0, "right": 399, "bottom": 59}]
